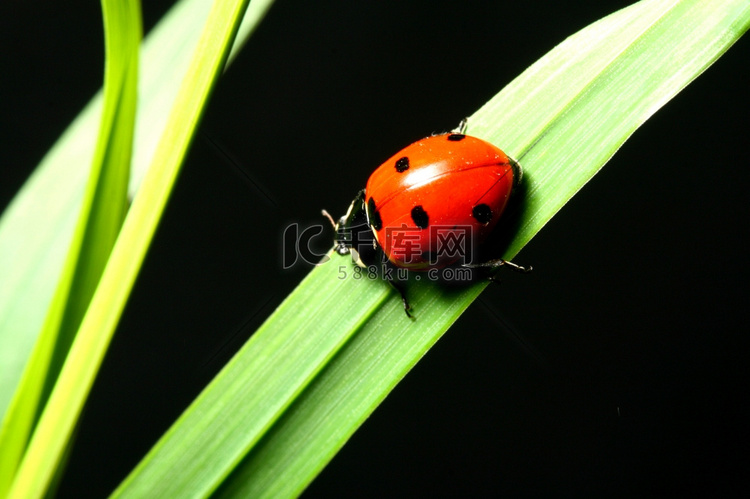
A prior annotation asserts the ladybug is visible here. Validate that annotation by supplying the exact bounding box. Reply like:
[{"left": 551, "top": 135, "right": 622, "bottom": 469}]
[{"left": 324, "top": 120, "right": 530, "bottom": 316}]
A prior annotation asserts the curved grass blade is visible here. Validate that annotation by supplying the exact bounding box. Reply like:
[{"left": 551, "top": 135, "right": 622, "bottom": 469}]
[
  {"left": 0, "top": 0, "right": 209, "bottom": 421},
  {"left": 114, "top": 0, "right": 750, "bottom": 497},
  {"left": 0, "top": 0, "right": 140, "bottom": 495},
  {"left": 5, "top": 1, "right": 253, "bottom": 497},
  {"left": 0, "top": 0, "right": 275, "bottom": 424},
  {"left": 112, "top": 260, "right": 391, "bottom": 497}
]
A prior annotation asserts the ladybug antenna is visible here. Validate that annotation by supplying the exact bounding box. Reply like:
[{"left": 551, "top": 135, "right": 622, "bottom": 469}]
[{"left": 321, "top": 209, "right": 337, "bottom": 230}]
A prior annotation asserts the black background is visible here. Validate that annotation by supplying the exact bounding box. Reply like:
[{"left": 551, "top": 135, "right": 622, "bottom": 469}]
[{"left": 2, "top": 0, "right": 749, "bottom": 497}]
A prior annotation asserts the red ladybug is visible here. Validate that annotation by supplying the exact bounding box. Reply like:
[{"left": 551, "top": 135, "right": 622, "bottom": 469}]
[{"left": 324, "top": 121, "right": 530, "bottom": 315}]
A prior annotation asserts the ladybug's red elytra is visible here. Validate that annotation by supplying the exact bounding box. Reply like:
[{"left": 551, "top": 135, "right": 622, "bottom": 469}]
[{"left": 323, "top": 120, "right": 530, "bottom": 316}]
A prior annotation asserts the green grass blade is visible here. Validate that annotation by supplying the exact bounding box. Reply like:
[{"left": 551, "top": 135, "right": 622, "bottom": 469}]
[
  {"left": 0, "top": 0, "right": 275, "bottom": 423},
  {"left": 0, "top": 0, "right": 140, "bottom": 495},
  {"left": 114, "top": 0, "right": 749, "bottom": 497},
  {"left": 0, "top": 0, "right": 211, "bottom": 422},
  {"left": 112, "top": 261, "right": 391, "bottom": 497},
  {"left": 5, "top": 1, "right": 252, "bottom": 497}
]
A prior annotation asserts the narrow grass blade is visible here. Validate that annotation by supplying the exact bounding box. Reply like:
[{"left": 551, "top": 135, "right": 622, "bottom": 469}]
[
  {"left": 114, "top": 0, "right": 750, "bottom": 497},
  {"left": 5, "top": 1, "right": 252, "bottom": 497},
  {"left": 113, "top": 259, "right": 391, "bottom": 497},
  {"left": 0, "top": 0, "right": 275, "bottom": 423},
  {"left": 0, "top": 0, "right": 140, "bottom": 495}
]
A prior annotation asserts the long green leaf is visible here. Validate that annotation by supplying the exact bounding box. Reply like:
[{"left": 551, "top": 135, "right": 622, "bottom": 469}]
[
  {"left": 5, "top": 1, "right": 252, "bottom": 497},
  {"left": 0, "top": 0, "right": 275, "bottom": 424},
  {"left": 0, "top": 0, "right": 212, "bottom": 422},
  {"left": 0, "top": 0, "right": 140, "bottom": 495},
  {"left": 115, "top": 0, "right": 750, "bottom": 497}
]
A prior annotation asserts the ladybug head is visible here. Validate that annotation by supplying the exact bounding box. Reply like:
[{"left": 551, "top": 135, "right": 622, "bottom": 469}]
[{"left": 323, "top": 189, "right": 381, "bottom": 267}]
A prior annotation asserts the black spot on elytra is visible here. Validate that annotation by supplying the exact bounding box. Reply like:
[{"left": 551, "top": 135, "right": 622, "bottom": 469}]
[
  {"left": 472, "top": 204, "right": 493, "bottom": 224},
  {"left": 447, "top": 134, "right": 466, "bottom": 141},
  {"left": 395, "top": 156, "right": 410, "bottom": 172},
  {"left": 368, "top": 197, "right": 382, "bottom": 231},
  {"left": 411, "top": 205, "right": 429, "bottom": 229}
]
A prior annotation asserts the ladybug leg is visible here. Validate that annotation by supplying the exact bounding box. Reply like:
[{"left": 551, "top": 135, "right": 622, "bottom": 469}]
[
  {"left": 453, "top": 118, "right": 469, "bottom": 134},
  {"left": 463, "top": 258, "right": 533, "bottom": 273},
  {"left": 387, "top": 279, "right": 413, "bottom": 318}
]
